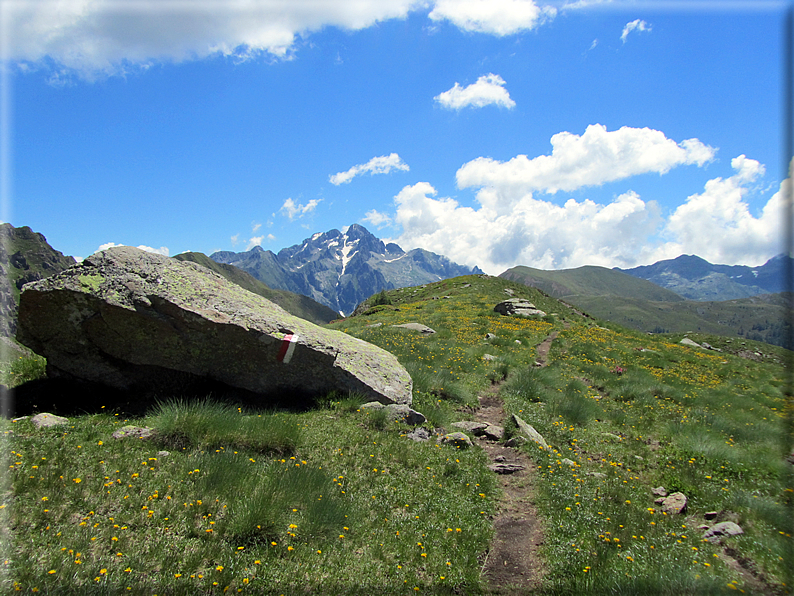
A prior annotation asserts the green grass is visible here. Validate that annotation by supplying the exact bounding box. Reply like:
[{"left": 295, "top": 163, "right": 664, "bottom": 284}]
[{"left": 3, "top": 274, "right": 792, "bottom": 594}]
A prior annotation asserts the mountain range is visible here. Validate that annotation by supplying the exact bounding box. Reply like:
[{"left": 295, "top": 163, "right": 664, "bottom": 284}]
[
  {"left": 617, "top": 253, "right": 790, "bottom": 301},
  {"left": 210, "top": 224, "right": 483, "bottom": 316}
]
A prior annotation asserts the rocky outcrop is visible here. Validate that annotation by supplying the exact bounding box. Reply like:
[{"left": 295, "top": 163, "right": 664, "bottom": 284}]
[
  {"left": 512, "top": 414, "right": 550, "bottom": 449},
  {"left": 360, "top": 402, "right": 425, "bottom": 425},
  {"left": 494, "top": 299, "right": 546, "bottom": 318},
  {"left": 17, "top": 247, "right": 412, "bottom": 406}
]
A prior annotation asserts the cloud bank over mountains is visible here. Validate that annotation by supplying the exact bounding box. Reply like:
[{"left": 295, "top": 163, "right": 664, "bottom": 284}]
[
  {"left": 369, "top": 125, "right": 786, "bottom": 275},
  {"left": 5, "top": 0, "right": 555, "bottom": 80}
]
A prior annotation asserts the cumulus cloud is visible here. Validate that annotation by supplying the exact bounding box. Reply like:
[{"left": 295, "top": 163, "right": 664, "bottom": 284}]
[
  {"left": 620, "top": 19, "right": 651, "bottom": 43},
  {"left": 384, "top": 153, "right": 787, "bottom": 274},
  {"left": 456, "top": 124, "right": 715, "bottom": 211},
  {"left": 329, "top": 153, "right": 410, "bottom": 185},
  {"left": 434, "top": 74, "right": 516, "bottom": 110},
  {"left": 657, "top": 155, "right": 786, "bottom": 265},
  {"left": 428, "top": 0, "right": 556, "bottom": 35},
  {"left": 246, "top": 236, "right": 265, "bottom": 250},
  {"left": 280, "top": 197, "right": 321, "bottom": 219},
  {"left": 4, "top": 0, "right": 422, "bottom": 79},
  {"left": 362, "top": 209, "right": 393, "bottom": 228},
  {"left": 389, "top": 182, "right": 662, "bottom": 274},
  {"left": 95, "top": 242, "right": 170, "bottom": 256}
]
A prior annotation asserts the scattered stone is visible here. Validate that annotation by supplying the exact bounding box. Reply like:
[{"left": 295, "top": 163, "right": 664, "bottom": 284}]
[
  {"left": 18, "top": 247, "right": 412, "bottom": 406},
  {"left": 601, "top": 432, "right": 623, "bottom": 441},
  {"left": 515, "top": 340, "right": 522, "bottom": 345},
  {"left": 489, "top": 462, "right": 525, "bottom": 474},
  {"left": 680, "top": 337, "right": 702, "bottom": 348},
  {"left": 634, "top": 455, "right": 644, "bottom": 460},
  {"left": 503, "top": 288, "right": 514, "bottom": 295},
  {"left": 660, "top": 492, "right": 687, "bottom": 515},
  {"left": 391, "top": 323, "right": 436, "bottom": 334},
  {"left": 494, "top": 299, "right": 546, "bottom": 318},
  {"left": 485, "top": 333, "right": 497, "bottom": 340},
  {"left": 654, "top": 498, "right": 666, "bottom": 505},
  {"left": 561, "top": 458, "right": 576, "bottom": 467},
  {"left": 452, "top": 421, "right": 488, "bottom": 433},
  {"left": 31, "top": 413, "right": 68, "bottom": 428},
  {"left": 494, "top": 455, "right": 506, "bottom": 463},
  {"left": 651, "top": 486, "right": 668, "bottom": 497},
  {"left": 504, "top": 436, "right": 527, "bottom": 448},
  {"left": 482, "top": 425, "right": 504, "bottom": 441},
  {"left": 704, "top": 511, "right": 718, "bottom": 520},
  {"left": 698, "top": 524, "right": 710, "bottom": 530},
  {"left": 512, "top": 414, "right": 549, "bottom": 449},
  {"left": 482, "top": 354, "right": 498, "bottom": 361},
  {"left": 462, "top": 283, "right": 471, "bottom": 288},
  {"left": 156, "top": 451, "right": 170, "bottom": 458},
  {"left": 406, "top": 427, "right": 431, "bottom": 442},
  {"left": 442, "top": 432, "right": 473, "bottom": 449},
  {"left": 361, "top": 402, "right": 426, "bottom": 425},
  {"left": 112, "top": 425, "right": 155, "bottom": 440},
  {"left": 586, "top": 472, "right": 607, "bottom": 478},
  {"left": 366, "top": 322, "right": 383, "bottom": 328},
  {"left": 703, "top": 521, "right": 743, "bottom": 543}
]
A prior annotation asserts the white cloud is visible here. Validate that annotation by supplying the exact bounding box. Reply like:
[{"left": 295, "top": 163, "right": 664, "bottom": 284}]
[
  {"left": 362, "top": 209, "right": 393, "bottom": 228},
  {"left": 5, "top": 0, "right": 423, "bottom": 79},
  {"left": 656, "top": 155, "right": 785, "bottom": 265},
  {"left": 246, "top": 236, "right": 265, "bottom": 250},
  {"left": 231, "top": 233, "right": 241, "bottom": 246},
  {"left": 456, "top": 124, "right": 715, "bottom": 211},
  {"left": 279, "top": 197, "right": 321, "bottom": 219},
  {"left": 434, "top": 74, "right": 516, "bottom": 110},
  {"left": 329, "top": 153, "right": 410, "bottom": 185},
  {"left": 384, "top": 153, "right": 788, "bottom": 275},
  {"left": 620, "top": 19, "right": 651, "bottom": 43},
  {"left": 95, "top": 242, "right": 170, "bottom": 256},
  {"left": 428, "top": 0, "right": 556, "bottom": 35},
  {"left": 390, "top": 182, "right": 662, "bottom": 274},
  {"left": 252, "top": 222, "right": 262, "bottom": 233}
]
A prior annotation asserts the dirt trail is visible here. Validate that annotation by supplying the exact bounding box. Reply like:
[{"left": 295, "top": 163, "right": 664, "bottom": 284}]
[{"left": 472, "top": 328, "right": 564, "bottom": 594}]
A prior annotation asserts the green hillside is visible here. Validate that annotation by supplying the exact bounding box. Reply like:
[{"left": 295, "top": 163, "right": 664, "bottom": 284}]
[
  {"left": 3, "top": 274, "right": 792, "bottom": 595},
  {"left": 173, "top": 251, "right": 339, "bottom": 325},
  {"left": 500, "top": 265, "right": 685, "bottom": 302},
  {"left": 500, "top": 265, "right": 790, "bottom": 348}
]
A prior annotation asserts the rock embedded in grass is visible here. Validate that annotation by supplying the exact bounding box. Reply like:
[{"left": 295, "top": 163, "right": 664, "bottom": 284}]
[
  {"left": 512, "top": 414, "right": 550, "bottom": 450},
  {"left": 660, "top": 492, "right": 687, "bottom": 515},
  {"left": 494, "top": 298, "right": 546, "bottom": 317},
  {"left": 31, "top": 412, "right": 68, "bottom": 428},
  {"left": 442, "top": 432, "right": 473, "bottom": 448},
  {"left": 17, "top": 246, "right": 413, "bottom": 406},
  {"left": 360, "top": 402, "right": 426, "bottom": 425},
  {"left": 703, "top": 521, "right": 743, "bottom": 543}
]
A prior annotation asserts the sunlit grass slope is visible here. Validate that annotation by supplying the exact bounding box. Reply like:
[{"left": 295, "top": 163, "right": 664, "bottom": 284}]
[{"left": 2, "top": 273, "right": 792, "bottom": 595}]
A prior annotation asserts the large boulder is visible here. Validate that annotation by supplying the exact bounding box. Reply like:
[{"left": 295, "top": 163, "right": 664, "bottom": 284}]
[
  {"left": 17, "top": 247, "right": 412, "bottom": 405},
  {"left": 494, "top": 298, "right": 546, "bottom": 317}
]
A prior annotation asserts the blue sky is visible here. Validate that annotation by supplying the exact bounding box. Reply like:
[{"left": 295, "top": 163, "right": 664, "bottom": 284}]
[{"left": 2, "top": 0, "right": 791, "bottom": 274}]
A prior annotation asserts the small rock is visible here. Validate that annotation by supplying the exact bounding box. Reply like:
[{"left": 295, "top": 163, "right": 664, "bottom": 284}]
[
  {"left": 514, "top": 340, "right": 522, "bottom": 345},
  {"left": 494, "top": 298, "right": 546, "bottom": 318},
  {"left": 651, "top": 486, "right": 668, "bottom": 497},
  {"left": 112, "top": 425, "right": 155, "bottom": 440},
  {"left": 442, "top": 432, "right": 473, "bottom": 449},
  {"left": 703, "top": 521, "right": 743, "bottom": 543},
  {"left": 482, "top": 425, "right": 504, "bottom": 441},
  {"left": 704, "top": 511, "right": 718, "bottom": 520},
  {"left": 366, "top": 322, "right": 383, "bottom": 328},
  {"left": 489, "top": 463, "right": 525, "bottom": 474},
  {"left": 494, "top": 455, "right": 506, "bottom": 463},
  {"left": 156, "top": 450, "right": 170, "bottom": 458},
  {"left": 654, "top": 498, "right": 666, "bottom": 505},
  {"left": 512, "top": 414, "right": 550, "bottom": 449},
  {"left": 698, "top": 524, "right": 710, "bottom": 530},
  {"left": 634, "top": 455, "right": 644, "bottom": 460},
  {"left": 482, "top": 354, "right": 497, "bottom": 361},
  {"left": 361, "top": 402, "right": 426, "bottom": 425},
  {"left": 451, "top": 421, "right": 488, "bottom": 433},
  {"left": 462, "top": 284, "right": 471, "bottom": 288},
  {"left": 586, "top": 472, "right": 607, "bottom": 478},
  {"left": 485, "top": 333, "right": 497, "bottom": 340},
  {"left": 504, "top": 436, "right": 527, "bottom": 448},
  {"left": 561, "top": 458, "right": 576, "bottom": 467},
  {"left": 601, "top": 432, "right": 623, "bottom": 441},
  {"left": 406, "top": 428, "right": 431, "bottom": 442},
  {"left": 391, "top": 323, "right": 436, "bottom": 334},
  {"left": 31, "top": 413, "right": 69, "bottom": 428},
  {"left": 660, "top": 492, "right": 687, "bottom": 515},
  {"left": 680, "top": 337, "right": 702, "bottom": 348}
]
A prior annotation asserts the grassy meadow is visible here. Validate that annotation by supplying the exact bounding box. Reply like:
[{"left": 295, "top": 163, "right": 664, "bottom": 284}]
[{"left": 1, "top": 274, "right": 792, "bottom": 595}]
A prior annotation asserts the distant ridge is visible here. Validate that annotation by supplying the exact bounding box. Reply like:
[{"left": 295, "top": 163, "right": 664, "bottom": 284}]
[
  {"left": 210, "top": 224, "right": 483, "bottom": 316},
  {"left": 617, "top": 254, "right": 792, "bottom": 301}
]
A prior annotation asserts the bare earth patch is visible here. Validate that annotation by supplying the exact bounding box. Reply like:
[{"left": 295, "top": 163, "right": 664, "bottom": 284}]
[{"left": 474, "top": 387, "right": 545, "bottom": 594}]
